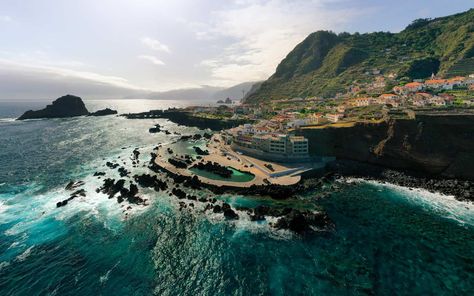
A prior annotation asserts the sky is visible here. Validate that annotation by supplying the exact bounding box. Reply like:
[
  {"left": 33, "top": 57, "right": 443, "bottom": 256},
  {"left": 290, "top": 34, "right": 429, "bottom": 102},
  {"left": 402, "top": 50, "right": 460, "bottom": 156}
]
[{"left": 0, "top": 0, "right": 472, "bottom": 100}]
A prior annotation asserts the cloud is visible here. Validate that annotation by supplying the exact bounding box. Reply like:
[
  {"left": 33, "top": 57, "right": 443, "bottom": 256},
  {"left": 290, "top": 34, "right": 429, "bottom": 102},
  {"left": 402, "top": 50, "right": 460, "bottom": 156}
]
[
  {"left": 0, "top": 56, "right": 149, "bottom": 100},
  {"left": 194, "top": 0, "right": 364, "bottom": 85},
  {"left": 2, "top": 58, "right": 144, "bottom": 90},
  {"left": 141, "top": 37, "right": 171, "bottom": 53},
  {"left": 0, "top": 15, "right": 12, "bottom": 22},
  {"left": 137, "top": 55, "right": 165, "bottom": 66}
]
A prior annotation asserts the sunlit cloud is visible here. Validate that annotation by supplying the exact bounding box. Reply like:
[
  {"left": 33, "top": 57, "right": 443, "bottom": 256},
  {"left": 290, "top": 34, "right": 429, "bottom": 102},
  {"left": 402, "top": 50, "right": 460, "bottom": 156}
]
[
  {"left": 137, "top": 55, "right": 165, "bottom": 66},
  {"left": 0, "top": 0, "right": 472, "bottom": 98},
  {"left": 194, "top": 0, "right": 365, "bottom": 85},
  {"left": 140, "top": 37, "right": 171, "bottom": 53}
]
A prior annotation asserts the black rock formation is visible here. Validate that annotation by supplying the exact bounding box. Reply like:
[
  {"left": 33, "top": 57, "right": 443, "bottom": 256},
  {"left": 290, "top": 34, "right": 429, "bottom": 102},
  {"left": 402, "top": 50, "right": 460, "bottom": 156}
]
[
  {"left": 274, "top": 210, "right": 332, "bottom": 234},
  {"left": 88, "top": 108, "right": 118, "bottom": 116},
  {"left": 18, "top": 95, "right": 89, "bottom": 120},
  {"left": 192, "top": 161, "right": 232, "bottom": 178},
  {"left": 193, "top": 146, "right": 209, "bottom": 155}
]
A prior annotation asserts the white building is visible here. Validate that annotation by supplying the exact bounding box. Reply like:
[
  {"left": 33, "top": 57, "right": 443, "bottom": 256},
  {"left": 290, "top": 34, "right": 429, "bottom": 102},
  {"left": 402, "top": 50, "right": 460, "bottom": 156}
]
[{"left": 326, "top": 113, "right": 344, "bottom": 123}]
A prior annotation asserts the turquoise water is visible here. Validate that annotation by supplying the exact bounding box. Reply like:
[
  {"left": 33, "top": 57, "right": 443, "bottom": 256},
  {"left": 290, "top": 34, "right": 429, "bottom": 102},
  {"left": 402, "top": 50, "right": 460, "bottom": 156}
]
[
  {"left": 0, "top": 100, "right": 473, "bottom": 295},
  {"left": 189, "top": 167, "right": 255, "bottom": 182}
]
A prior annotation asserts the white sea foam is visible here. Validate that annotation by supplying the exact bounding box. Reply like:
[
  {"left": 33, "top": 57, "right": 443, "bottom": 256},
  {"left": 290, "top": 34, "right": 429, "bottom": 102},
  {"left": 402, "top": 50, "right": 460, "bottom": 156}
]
[
  {"left": 200, "top": 204, "right": 294, "bottom": 240},
  {"left": 15, "top": 245, "right": 34, "bottom": 262},
  {"left": 0, "top": 118, "right": 15, "bottom": 123},
  {"left": 8, "top": 241, "right": 22, "bottom": 250},
  {"left": 0, "top": 200, "right": 9, "bottom": 215},
  {"left": 99, "top": 260, "right": 121, "bottom": 284},
  {"left": 231, "top": 213, "right": 294, "bottom": 240},
  {"left": 0, "top": 261, "right": 10, "bottom": 271},
  {"left": 344, "top": 178, "right": 474, "bottom": 226}
]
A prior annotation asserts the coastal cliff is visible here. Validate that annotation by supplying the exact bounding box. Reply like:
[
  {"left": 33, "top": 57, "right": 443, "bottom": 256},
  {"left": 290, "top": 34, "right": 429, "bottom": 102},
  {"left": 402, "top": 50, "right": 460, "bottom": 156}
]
[{"left": 297, "top": 114, "right": 474, "bottom": 181}]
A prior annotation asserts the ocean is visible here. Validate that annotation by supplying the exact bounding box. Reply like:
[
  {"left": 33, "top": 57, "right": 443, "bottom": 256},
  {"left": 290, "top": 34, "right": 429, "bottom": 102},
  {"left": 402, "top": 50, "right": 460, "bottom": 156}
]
[{"left": 0, "top": 100, "right": 473, "bottom": 295}]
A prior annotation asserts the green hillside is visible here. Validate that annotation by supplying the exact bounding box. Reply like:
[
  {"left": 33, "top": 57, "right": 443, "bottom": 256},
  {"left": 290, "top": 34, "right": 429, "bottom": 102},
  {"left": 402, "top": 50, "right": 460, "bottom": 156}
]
[{"left": 246, "top": 9, "right": 474, "bottom": 103}]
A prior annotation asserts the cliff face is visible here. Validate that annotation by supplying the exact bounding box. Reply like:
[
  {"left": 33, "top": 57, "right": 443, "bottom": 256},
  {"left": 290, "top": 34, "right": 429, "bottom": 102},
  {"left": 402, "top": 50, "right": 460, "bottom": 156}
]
[
  {"left": 297, "top": 115, "right": 474, "bottom": 180},
  {"left": 18, "top": 95, "right": 89, "bottom": 120}
]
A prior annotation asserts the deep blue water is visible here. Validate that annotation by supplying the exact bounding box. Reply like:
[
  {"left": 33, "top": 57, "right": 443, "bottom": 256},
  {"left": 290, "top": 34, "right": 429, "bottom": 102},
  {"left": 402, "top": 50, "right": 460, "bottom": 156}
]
[{"left": 0, "top": 100, "right": 473, "bottom": 295}]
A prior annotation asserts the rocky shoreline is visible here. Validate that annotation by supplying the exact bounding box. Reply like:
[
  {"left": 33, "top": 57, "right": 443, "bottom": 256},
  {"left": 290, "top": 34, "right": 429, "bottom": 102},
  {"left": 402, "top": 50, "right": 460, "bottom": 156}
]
[
  {"left": 54, "top": 142, "right": 336, "bottom": 235},
  {"left": 316, "top": 160, "right": 474, "bottom": 202},
  {"left": 123, "top": 109, "right": 251, "bottom": 131},
  {"left": 146, "top": 152, "right": 336, "bottom": 234}
]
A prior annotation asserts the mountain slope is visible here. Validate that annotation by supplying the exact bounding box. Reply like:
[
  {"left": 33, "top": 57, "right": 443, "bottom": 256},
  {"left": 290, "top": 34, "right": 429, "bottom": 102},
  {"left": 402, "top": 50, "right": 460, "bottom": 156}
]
[
  {"left": 148, "top": 86, "right": 224, "bottom": 101},
  {"left": 212, "top": 81, "right": 260, "bottom": 101},
  {"left": 147, "top": 81, "right": 261, "bottom": 102},
  {"left": 246, "top": 9, "right": 474, "bottom": 103}
]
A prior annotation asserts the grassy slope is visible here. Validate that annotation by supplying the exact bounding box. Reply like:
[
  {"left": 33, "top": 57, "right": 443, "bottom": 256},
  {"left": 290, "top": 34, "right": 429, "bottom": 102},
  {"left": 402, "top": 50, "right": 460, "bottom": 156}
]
[{"left": 246, "top": 9, "right": 474, "bottom": 103}]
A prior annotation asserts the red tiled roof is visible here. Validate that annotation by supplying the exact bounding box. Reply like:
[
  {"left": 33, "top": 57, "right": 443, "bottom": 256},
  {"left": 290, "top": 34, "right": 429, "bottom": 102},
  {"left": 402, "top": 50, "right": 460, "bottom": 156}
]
[
  {"left": 379, "top": 94, "right": 396, "bottom": 98},
  {"left": 405, "top": 82, "right": 423, "bottom": 88},
  {"left": 425, "top": 79, "right": 446, "bottom": 84}
]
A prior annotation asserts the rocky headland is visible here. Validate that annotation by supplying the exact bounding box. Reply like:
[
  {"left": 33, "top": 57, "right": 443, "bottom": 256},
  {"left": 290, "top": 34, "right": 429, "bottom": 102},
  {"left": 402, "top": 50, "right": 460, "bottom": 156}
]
[{"left": 123, "top": 109, "right": 251, "bottom": 131}]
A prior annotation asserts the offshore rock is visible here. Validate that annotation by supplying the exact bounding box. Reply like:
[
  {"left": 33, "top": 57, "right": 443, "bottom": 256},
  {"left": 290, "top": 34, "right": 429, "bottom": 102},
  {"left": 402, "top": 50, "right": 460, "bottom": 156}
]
[
  {"left": 18, "top": 95, "right": 89, "bottom": 120},
  {"left": 88, "top": 108, "right": 118, "bottom": 116},
  {"left": 274, "top": 210, "right": 333, "bottom": 234}
]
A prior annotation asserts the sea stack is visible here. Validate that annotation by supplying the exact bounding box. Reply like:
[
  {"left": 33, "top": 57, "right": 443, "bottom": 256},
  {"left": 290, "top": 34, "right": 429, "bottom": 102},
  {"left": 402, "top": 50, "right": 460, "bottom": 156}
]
[
  {"left": 17, "top": 95, "right": 89, "bottom": 120},
  {"left": 88, "top": 108, "right": 118, "bottom": 117}
]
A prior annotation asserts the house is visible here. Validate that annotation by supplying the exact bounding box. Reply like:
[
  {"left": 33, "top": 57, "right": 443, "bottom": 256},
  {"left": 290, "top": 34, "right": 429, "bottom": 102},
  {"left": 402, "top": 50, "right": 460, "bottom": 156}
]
[
  {"left": 349, "top": 97, "right": 372, "bottom": 107},
  {"left": 447, "top": 76, "right": 466, "bottom": 87},
  {"left": 307, "top": 113, "right": 324, "bottom": 124},
  {"left": 464, "top": 99, "right": 474, "bottom": 106},
  {"left": 287, "top": 119, "right": 308, "bottom": 129},
  {"left": 414, "top": 92, "right": 433, "bottom": 99},
  {"left": 336, "top": 105, "right": 346, "bottom": 113},
  {"left": 387, "top": 73, "right": 397, "bottom": 79},
  {"left": 393, "top": 86, "right": 404, "bottom": 95},
  {"left": 254, "top": 126, "right": 271, "bottom": 134},
  {"left": 326, "top": 113, "right": 344, "bottom": 123},
  {"left": 411, "top": 92, "right": 432, "bottom": 107},
  {"left": 412, "top": 97, "right": 427, "bottom": 107},
  {"left": 377, "top": 94, "right": 398, "bottom": 104},
  {"left": 403, "top": 82, "right": 424, "bottom": 93},
  {"left": 429, "top": 97, "right": 447, "bottom": 107},
  {"left": 438, "top": 93, "right": 455, "bottom": 105},
  {"left": 425, "top": 79, "right": 453, "bottom": 90}
]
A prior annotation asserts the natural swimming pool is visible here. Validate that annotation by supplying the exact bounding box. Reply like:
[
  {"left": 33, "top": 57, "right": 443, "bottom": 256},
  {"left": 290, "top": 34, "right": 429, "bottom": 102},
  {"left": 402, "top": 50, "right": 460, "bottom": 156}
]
[{"left": 189, "top": 166, "right": 255, "bottom": 182}]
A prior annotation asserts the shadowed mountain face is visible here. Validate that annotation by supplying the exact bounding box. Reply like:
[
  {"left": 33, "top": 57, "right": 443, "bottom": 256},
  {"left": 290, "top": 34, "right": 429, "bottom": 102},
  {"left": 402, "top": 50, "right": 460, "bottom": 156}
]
[
  {"left": 147, "top": 82, "right": 260, "bottom": 102},
  {"left": 247, "top": 9, "right": 474, "bottom": 102},
  {"left": 17, "top": 95, "right": 89, "bottom": 120}
]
